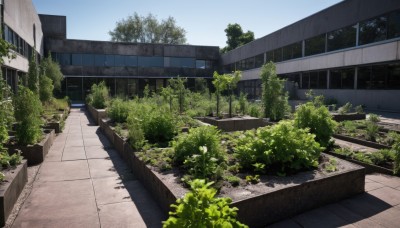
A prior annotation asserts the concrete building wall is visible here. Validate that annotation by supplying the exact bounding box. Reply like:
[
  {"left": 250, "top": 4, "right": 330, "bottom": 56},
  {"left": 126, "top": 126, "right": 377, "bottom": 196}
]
[
  {"left": 39, "top": 14, "right": 66, "bottom": 40},
  {"left": 221, "top": 0, "right": 400, "bottom": 64}
]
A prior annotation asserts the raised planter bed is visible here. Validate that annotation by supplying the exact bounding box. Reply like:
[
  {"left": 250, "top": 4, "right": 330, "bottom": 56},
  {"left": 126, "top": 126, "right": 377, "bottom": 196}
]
[
  {"left": 45, "top": 121, "right": 64, "bottom": 133},
  {"left": 325, "top": 151, "right": 393, "bottom": 175},
  {"left": 6, "top": 129, "right": 56, "bottom": 166},
  {"left": 130, "top": 152, "right": 365, "bottom": 227},
  {"left": 331, "top": 113, "right": 366, "bottom": 122},
  {"left": 0, "top": 160, "right": 28, "bottom": 226},
  {"left": 333, "top": 134, "right": 391, "bottom": 150},
  {"left": 99, "top": 119, "right": 114, "bottom": 145},
  {"left": 197, "top": 116, "right": 269, "bottom": 131},
  {"left": 87, "top": 104, "right": 106, "bottom": 125}
]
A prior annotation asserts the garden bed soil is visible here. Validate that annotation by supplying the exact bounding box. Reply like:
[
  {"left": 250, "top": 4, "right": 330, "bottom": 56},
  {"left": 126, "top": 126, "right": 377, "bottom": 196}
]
[
  {"left": 197, "top": 116, "right": 269, "bottom": 131},
  {"left": 333, "top": 133, "right": 391, "bottom": 150},
  {"left": 131, "top": 153, "right": 365, "bottom": 227},
  {"left": 331, "top": 113, "right": 366, "bottom": 122},
  {"left": 0, "top": 160, "right": 28, "bottom": 226},
  {"left": 87, "top": 104, "right": 106, "bottom": 125},
  {"left": 6, "top": 129, "right": 56, "bottom": 166},
  {"left": 325, "top": 151, "right": 393, "bottom": 175}
]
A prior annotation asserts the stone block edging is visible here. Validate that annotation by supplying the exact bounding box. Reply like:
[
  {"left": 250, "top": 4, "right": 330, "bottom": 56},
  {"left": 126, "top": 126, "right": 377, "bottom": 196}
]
[
  {"left": 87, "top": 104, "right": 106, "bottom": 126},
  {"left": 333, "top": 134, "right": 391, "bottom": 150}
]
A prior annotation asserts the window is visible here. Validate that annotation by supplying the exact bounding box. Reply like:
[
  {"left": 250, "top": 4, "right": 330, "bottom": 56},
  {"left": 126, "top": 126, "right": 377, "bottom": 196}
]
[
  {"left": 255, "top": 54, "right": 264, "bottom": 68},
  {"left": 388, "top": 63, "right": 400, "bottom": 89},
  {"left": 273, "top": 49, "right": 282, "bottom": 62},
  {"left": 359, "top": 16, "right": 388, "bottom": 45},
  {"left": 72, "top": 54, "right": 82, "bottom": 66},
  {"left": 82, "top": 54, "right": 94, "bottom": 66},
  {"left": 114, "top": 55, "right": 125, "bottom": 67},
  {"left": 305, "top": 34, "right": 326, "bottom": 56},
  {"left": 94, "top": 54, "right": 105, "bottom": 66},
  {"left": 358, "top": 65, "right": 388, "bottom": 89},
  {"left": 138, "top": 56, "right": 163, "bottom": 67},
  {"left": 105, "top": 55, "right": 114, "bottom": 67},
  {"left": 266, "top": 51, "right": 274, "bottom": 62},
  {"left": 168, "top": 57, "right": 195, "bottom": 68},
  {"left": 388, "top": 10, "right": 400, "bottom": 39},
  {"left": 125, "top": 56, "right": 137, "bottom": 67},
  {"left": 327, "top": 25, "right": 357, "bottom": 51},
  {"left": 244, "top": 57, "right": 254, "bottom": 70},
  {"left": 196, "top": 60, "right": 206, "bottom": 69},
  {"left": 58, "top": 53, "right": 71, "bottom": 65},
  {"left": 330, "top": 68, "right": 354, "bottom": 89},
  {"left": 301, "top": 73, "right": 310, "bottom": 89},
  {"left": 282, "top": 42, "right": 302, "bottom": 61}
]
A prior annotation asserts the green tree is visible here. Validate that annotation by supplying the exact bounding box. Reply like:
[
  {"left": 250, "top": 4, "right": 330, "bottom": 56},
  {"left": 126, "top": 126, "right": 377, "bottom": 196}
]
[
  {"left": 169, "top": 76, "right": 187, "bottom": 114},
  {"left": 27, "top": 53, "right": 39, "bottom": 94},
  {"left": 260, "top": 62, "right": 290, "bottom": 121},
  {"left": 213, "top": 72, "right": 241, "bottom": 118},
  {"left": 40, "top": 53, "right": 63, "bottom": 92},
  {"left": 39, "top": 73, "right": 54, "bottom": 103},
  {"left": 221, "top": 23, "right": 255, "bottom": 53},
  {"left": 109, "top": 13, "right": 186, "bottom": 44}
]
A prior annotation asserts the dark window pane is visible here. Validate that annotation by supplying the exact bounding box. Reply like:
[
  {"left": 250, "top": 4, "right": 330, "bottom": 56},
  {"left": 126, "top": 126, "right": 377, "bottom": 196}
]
[
  {"left": 359, "top": 16, "right": 388, "bottom": 45},
  {"left": 138, "top": 56, "right": 163, "bottom": 67},
  {"left": 309, "top": 72, "right": 318, "bottom": 89},
  {"left": 318, "top": 71, "right": 327, "bottom": 89},
  {"left": 72, "top": 54, "right": 82, "bottom": 66},
  {"left": 388, "top": 10, "right": 400, "bottom": 39},
  {"left": 342, "top": 68, "right": 355, "bottom": 89},
  {"left": 169, "top": 57, "right": 195, "bottom": 68},
  {"left": 115, "top": 55, "right": 125, "bottom": 66},
  {"left": 282, "top": 42, "right": 302, "bottom": 61},
  {"left": 58, "top": 53, "right": 71, "bottom": 65},
  {"left": 244, "top": 57, "right": 254, "bottom": 70},
  {"left": 357, "top": 66, "right": 371, "bottom": 89},
  {"left": 305, "top": 34, "right": 326, "bottom": 56},
  {"left": 302, "top": 73, "right": 310, "bottom": 89},
  {"left": 205, "top": 61, "right": 213, "bottom": 69},
  {"left": 370, "top": 65, "right": 387, "bottom": 89},
  {"left": 327, "top": 25, "right": 357, "bottom": 51},
  {"left": 330, "top": 70, "right": 342, "bottom": 89},
  {"left": 266, "top": 51, "right": 274, "bottom": 62},
  {"left": 287, "top": 73, "right": 300, "bottom": 86},
  {"left": 196, "top": 60, "right": 206, "bottom": 69},
  {"left": 388, "top": 63, "right": 400, "bottom": 89},
  {"left": 255, "top": 54, "right": 264, "bottom": 68},
  {"left": 82, "top": 54, "right": 94, "bottom": 66},
  {"left": 105, "top": 55, "right": 115, "bottom": 67},
  {"left": 273, "top": 49, "right": 282, "bottom": 62},
  {"left": 94, "top": 54, "right": 105, "bottom": 66},
  {"left": 125, "top": 56, "right": 137, "bottom": 67}
]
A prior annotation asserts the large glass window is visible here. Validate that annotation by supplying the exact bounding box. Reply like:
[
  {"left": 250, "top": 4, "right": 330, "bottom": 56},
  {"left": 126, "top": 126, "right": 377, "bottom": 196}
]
[
  {"left": 301, "top": 73, "right": 310, "bottom": 89},
  {"left": 255, "top": 54, "right": 264, "bottom": 68},
  {"left": 266, "top": 51, "right": 274, "bottom": 62},
  {"left": 58, "top": 53, "right": 71, "bottom": 65},
  {"left": 72, "top": 54, "right": 82, "bottom": 66},
  {"left": 82, "top": 54, "right": 94, "bottom": 66},
  {"left": 282, "top": 42, "right": 302, "bottom": 61},
  {"left": 125, "top": 56, "right": 137, "bottom": 67},
  {"left": 327, "top": 25, "right": 357, "bottom": 51},
  {"left": 358, "top": 65, "right": 388, "bottom": 89},
  {"left": 114, "top": 55, "right": 125, "bottom": 66},
  {"left": 196, "top": 60, "right": 206, "bottom": 69},
  {"left": 359, "top": 16, "right": 388, "bottom": 45},
  {"left": 305, "top": 34, "right": 326, "bottom": 56},
  {"left": 387, "top": 63, "right": 400, "bottom": 89},
  {"left": 105, "top": 55, "right": 115, "bottom": 67},
  {"left": 94, "top": 54, "right": 105, "bottom": 66},
  {"left": 168, "top": 57, "right": 195, "bottom": 68},
  {"left": 388, "top": 10, "right": 400, "bottom": 39},
  {"left": 273, "top": 49, "right": 282, "bottom": 62},
  {"left": 330, "top": 68, "right": 355, "bottom": 89},
  {"left": 138, "top": 56, "right": 163, "bottom": 67},
  {"left": 244, "top": 57, "right": 255, "bottom": 70}
]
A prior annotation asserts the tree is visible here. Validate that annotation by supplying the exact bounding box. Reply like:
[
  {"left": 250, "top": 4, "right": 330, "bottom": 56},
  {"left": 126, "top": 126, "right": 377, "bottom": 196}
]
[
  {"left": 27, "top": 53, "right": 39, "bottom": 94},
  {"left": 40, "top": 53, "right": 63, "bottom": 92},
  {"left": 109, "top": 13, "right": 186, "bottom": 44},
  {"left": 212, "top": 71, "right": 241, "bottom": 118},
  {"left": 169, "top": 76, "right": 187, "bottom": 114},
  {"left": 221, "top": 23, "right": 255, "bottom": 53},
  {"left": 260, "top": 62, "right": 290, "bottom": 121}
]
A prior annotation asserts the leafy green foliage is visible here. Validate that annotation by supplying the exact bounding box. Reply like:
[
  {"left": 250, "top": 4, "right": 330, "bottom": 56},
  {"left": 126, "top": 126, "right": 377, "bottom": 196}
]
[
  {"left": 39, "top": 73, "right": 54, "bottom": 103},
  {"left": 238, "top": 92, "right": 248, "bottom": 115},
  {"left": 235, "top": 121, "right": 322, "bottom": 175},
  {"left": 260, "top": 62, "right": 290, "bottom": 121},
  {"left": 0, "top": 151, "right": 22, "bottom": 168},
  {"left": 107, "top": 98, "right": 131, "bottom": 123},
  {"left": 368, "top": 114, "right": 380, "bottom": 123},
  {"left": 40, "top": 53, "right": 64, "bottom": 92},
  {"left": 87, "top": 81, "right": 109, "bottom": 109},
  {"left": 27, "top": 53, "right": 40, "bottom": 94},
  {"left": 169, "top": 77, "right": 188, "bottom": 114},
  {"left": 13, "top": 86, "right": 43, "bottom": 145},
  {"left": 392, "top": 135, "right": 400, "bottom": 175},
  {"left": 245, "top": 175, "right": 260, "bottom": 184},
  {"left": 183, "top": 146, "right": 221, "bottom": 180},
  {"left": 225, "top": 175, "right": 241, "bottom": 187},
  {"left": 163, "top": 179, "right": 247, "bottom": 228},
  {"left": 212, "top": 71, "right": 241, "bottom": 117},
  {"left": 294, "top": 101, "right": 337, "bottom": 147},
  {"left": 221, "top": 23, "right": 254, "bottom": 53},
  {"left": 0, "top": 78, "right": 14, "bottom": 151},
  {"left": 364, "top": 121, "right": 379, "bottom": 142},
  {"left": 324, "top": 158, "right": 338, "bottom": 173},
  {"left": 338, "top": 102, "right": 352, "bottom": 114},
  {"left": 142, "top": 109, "right": 176, "bottom": 145},
  {"left": 355, "top": 105, "right": 364, "bottom": 114}
]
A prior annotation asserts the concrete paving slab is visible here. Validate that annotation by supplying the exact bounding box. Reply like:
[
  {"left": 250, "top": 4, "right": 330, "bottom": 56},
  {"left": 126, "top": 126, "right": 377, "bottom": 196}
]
[
  {"left": 92, "top": 177, "right": 133, "bottom": 205},
  {"left": 365, "top": 181, "right": 385, "bottom": 192},
  {"left": 12, "top": 179, "right": 99, "bottom": 228},
  {"left": 367, "top": 206, "right": 400, "bottom": 228},
  {"left": 98, "top": 202, "right": 147, "bottom": 228},
  {"left": 293, "top": 206, "right": 356, "bottom": 228},
  {"left": 85, "top": 146, "right": 116, "bottom": 159},
  {"left": 267, "top": 219, "right": 301, "bottom": 228},
  {"left": 84, "top": 137, "right": 111, "bottom": 147},
  {"left": 339, "top": 193, "right": 392, "bottom": 219},
  {"left": 49, "top": 141, "right": 65, "bottom": 153},
  {"left": 62, "top": 146, "right": 87, "bottom": 161},
  {"left": 366, "top": 174, "right": 400, "bottom": 189},
  {"left": 87, "top": 158, "right": 122, "bottom": 179},
  {"left": 324, "top": 203, "right": 382, "bottom": 227},
  {"left": 368, "top": 187, "right": 400, "bottom": 206},
  {"left": 65, "top": 139, "right": 84, "bottom": 147},
  {"left": 44, "top": 150, "right": 62, "bottom": 162},
  {"left": 36, "top": 160, "right": 90, "bottom": 182}
]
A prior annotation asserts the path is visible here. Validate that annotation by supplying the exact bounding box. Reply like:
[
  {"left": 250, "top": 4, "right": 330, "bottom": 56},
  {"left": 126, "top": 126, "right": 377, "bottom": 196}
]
[
  {"left": 334, "top": 138, "right": 378, "bottom": 153},
  {"left": 11, "top": 108, "right": 165, "bottom": 228}
]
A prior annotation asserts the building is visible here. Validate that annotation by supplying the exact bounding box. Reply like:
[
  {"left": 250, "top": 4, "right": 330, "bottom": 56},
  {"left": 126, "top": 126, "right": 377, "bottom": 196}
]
[
  {"left": 222, "top": 0, "right": 400, "bottom": 111},
  {"left": 1, "top": 0, "right": 400, "bottom": 111}
]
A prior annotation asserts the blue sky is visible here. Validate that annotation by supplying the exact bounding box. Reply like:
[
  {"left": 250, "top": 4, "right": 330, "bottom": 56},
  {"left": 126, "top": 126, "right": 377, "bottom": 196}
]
[{"left": 32, "top": 0, "right": 342, "bottom": 47}]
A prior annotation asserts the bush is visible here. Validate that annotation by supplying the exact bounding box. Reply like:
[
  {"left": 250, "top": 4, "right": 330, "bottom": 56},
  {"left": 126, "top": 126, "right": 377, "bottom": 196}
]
[
  {"left": 355, "top": 105, "right": 364, "bottom": 114},
  {"left": 107, "top": 98, "right": 131, "bottom": 123},
  {"left": 13, "top": 86, "right": 43, "bottom": 145},
  {"left": 87, "top": 81, "right": 109, "bottom": 109},
  {"left": 294, "top": 102, "right": 337, "bottom": 147},
  {"left": 142, "top": 109, "right": 176, "bottom": 145},
  {"left": 338, "top": 102, "right": 352, "bottom": 114},
  {"left": 172, "top": 126, "right": 223, "bottom": 165},
  {"left": 235, "top": 121, "right": 322, "bottom": 175},
  {"left": 39, "top": 74, "right": 54, "bottom": 103},
  {"left": 368, "top": 114, "right": 380, "bottom": 123},
  {"left": 364, "top": 121, "right": 379, "bottom": 142},
  {"left": 163, "top": 179, "right": 247, "bottom": 228},
  {"left": 127, "top": 116, "right": 145, "bottom": 151}
]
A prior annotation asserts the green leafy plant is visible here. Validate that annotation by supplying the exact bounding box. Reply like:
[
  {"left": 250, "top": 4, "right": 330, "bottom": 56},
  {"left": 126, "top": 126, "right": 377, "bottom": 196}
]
[
  {"left": 39, "top": 73, "right": 54, "bottom": 103},
  {"left": 245, "top": 175, "right": 260, "bottom": 184},
  {"left": 238, "top": 92, "right": 248, "bottom": 115},
  {"left": 364, "top": 121, "right": 379, "bottom": 142},
  {"left": 260, "top": 62, "right": 290, "bottom": 121},
  {"left": 248, "top": 103, "right": 261, "bottom": 118},
  {"left": 368, "top": 114, "right": 380, "bottom": 123},
  {"left": 27, "top": 53, "right": 40, "bottom": 94},
  {"left": 235, "top": 121, "right": 322, "bottom": 175},
  {"left": 163, "top": 179, "right": 247, "bottom": 228},
  {"left": 183, "top": 146, "right": 220, "bottom": 180},
  {"left": 338, "top": 102, "right": 352, "bottom": 114},
  {"left": 13, "top": 86, "right": 43, "bottom": 145},
  {"left": 169, "top": 76, "right": 188, "bottom": 114},
  {"left": 225, "top": 175, "right": 241, "bottom": 187},
  {"left": 392, "top": 136, "right": 400, "bottom": 175},
  {"left": 294, "top": 101, "right": 337, "bottom": 147},
  {"left": 324, "top": 158, "right": 338, "bottom": 173},
  {"left": 0, "top": 172, "right": 4, "bottom": 182},
  {"left": 212, "top": 71, "right": 241, "bottom": 118},
  {"left": 107, "top": 98, "right": 131, "bottom": 123},
  {"left": 355, "top": 105, "right": 364, "bottom": 114},
  {"left": 142, "top": 109, "right": 176, "bottom": 145},
  {"left": 87, "top": 81, "right": 109, "bottom": 109},
  {"left": 127, "top": 115, "right": 145, "bottom": 151}
]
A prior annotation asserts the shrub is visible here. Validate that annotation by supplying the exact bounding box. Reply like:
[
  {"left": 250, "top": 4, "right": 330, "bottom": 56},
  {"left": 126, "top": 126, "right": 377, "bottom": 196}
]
[
  {"left": 368, "top": 114, "right": 380, "bottom": 123},
  {"left": 87, "top": 81, "right": 109, "bottom": 109},
  {"left": 27, "top": 53, "right": 39, "bottom": 94},
  {"left": 142, "top": 109, "right": 176, "bottom": 145},
  {"left": 355, "top": 105, "right": 364, "bottom": 114},
  {"left": 183, "top": 146, "right": 221, "bottom": 180},
  {"left": 127, "top": 116, "right": 145, "bottom": 151},
  {"left": 392, "top": 135, "right": 400, "bottom": 175},
  {"left": 238, "top": 92, "right": 248, "bottom": 115},
  {"left": 364, "top": 121, "right": 379, "bottom": 142},
  {"left": 235, "top": 121, "right": 322, "bottom": 175},
  {"left": 163, "top": 179, "right": 247, "bottom": 228},
  {"left": 13, "top": 86, "right": 43, "bottom": 145},
  {"left": 107, "top": 98, "right": 131, "bottom": 123},
  {"left": 172, "top": 126, "right": 223, "bottom": 165},
  {"left": 294, "top": 102, "right": 337, "bottom": 147},
  {"left": 338, "top": 102, "right": 352, "bottom": 114},
  {"left": 39, "top": 74, "right": 54, "bottom": 103}
]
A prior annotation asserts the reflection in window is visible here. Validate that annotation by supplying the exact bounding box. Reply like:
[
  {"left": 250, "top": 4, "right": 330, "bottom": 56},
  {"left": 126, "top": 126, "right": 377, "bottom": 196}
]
[
  {"left": 388, "top": 10, "right": 400, "bottom": 39},
  {"left": 359, "top": 16, "right": 387, "bottom": 45},
  {"left": 82, "top": 54, "right": 94, "bottom": 66},
  {"left": 114, "top": 55, "right": 125, "bottom": 67},
  {"left": 138, "top": 56, "right": 163, "bottom": 67},
  {"left": 71, "top": 54, "right": 82, "bottom": 66},
  {"left": 266, "top": 51, "right": 274, "bottom": 62},
  {"left": 58, "top": 53, "right": 71, "bottom": 65},
  {"left": 196, "top": 60, "right": 206, "bottom": 69},
  {"left": 168, "top": 57, "right": 195, "bottom": 68},
  {"left": 282, "top": 42, "right": 302, "bottom": 61},
  {"left": 305, "top": 34, "right": 326, "bottom": 56},
  {"left": 94, "top": 54, "right": 105, "bottom": 66},
  {"left": 105, "top": 55, "right": 115, "bottom": 67},
  {"left": 388, "top": 63, "right": 400, "bottom": 89},
  {"left": 327, "top": 25, "right": 357, "bottom": 51},
  {"left": 255, "top": 54, "right": 264, "bottom": 68},
  {"left": 125, "top": 56, "right": 138, "bottom": 67},
  {"left": 358, "top": 65, "right": 389, "bottom": 89},
  {"left": 330, "top": 68, "right": 354, "bottom": 89},
  {"left": 273, "top": 49, "right": 282, "bottom": 62},
  {"left": 302, "top": 73, "right": 310, "bottom": 89}
]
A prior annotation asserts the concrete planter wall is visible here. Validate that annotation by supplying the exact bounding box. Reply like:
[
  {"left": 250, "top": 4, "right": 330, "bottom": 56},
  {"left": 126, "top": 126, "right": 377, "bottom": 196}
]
[
  {"left": 0, "top": 160, "right": 28, "bottom": 226},
  {"left": 45, "top": 121, "right": 63, "bottom": 133},
  {"left": 198, "top": 116, "right": 269, "bottom": 131},
  {"left": 331, "top": 113, "right": 366, "bottom": 122},
  {"left": 6, "top": 129, "right": 56, "bottom": 166},
  {"left": 87, "top": 104, "right": 106, "bottom": 125},
  {"left": 333, "top": 134, "right": 391, "bottom": 149}
]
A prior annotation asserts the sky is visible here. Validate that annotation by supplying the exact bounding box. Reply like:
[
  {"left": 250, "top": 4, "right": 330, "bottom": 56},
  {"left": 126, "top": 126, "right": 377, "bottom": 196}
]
[{"left": 32, "top": 0, "right": 343, "bottom": 48}]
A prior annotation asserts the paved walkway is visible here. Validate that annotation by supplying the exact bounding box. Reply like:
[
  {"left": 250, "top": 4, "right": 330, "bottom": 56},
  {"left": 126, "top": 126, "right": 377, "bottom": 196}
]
[{"left": 11, "top": 108, "right": 165, "bottom": 228}]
